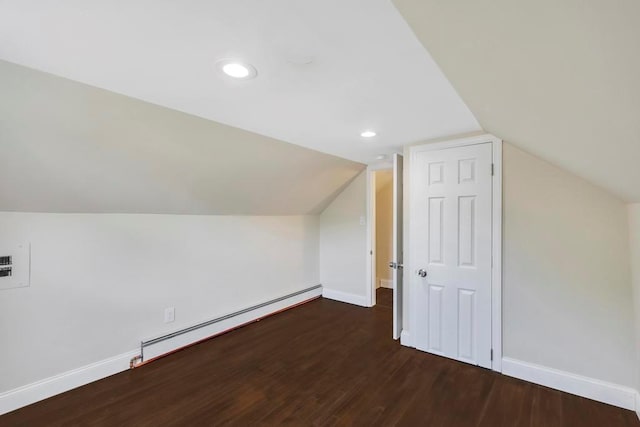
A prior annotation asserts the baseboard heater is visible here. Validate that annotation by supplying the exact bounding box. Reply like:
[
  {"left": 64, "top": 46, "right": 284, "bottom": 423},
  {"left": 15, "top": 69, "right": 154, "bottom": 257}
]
[{"left": 138, "top": 284, "right": 322, "bottom": 364}]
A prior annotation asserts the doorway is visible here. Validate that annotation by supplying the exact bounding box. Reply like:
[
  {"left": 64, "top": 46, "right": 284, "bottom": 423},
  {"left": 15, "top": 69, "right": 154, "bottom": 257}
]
[
  {"left": 367, "top": 154, "right": 403, "bottom": 340},
  {"left": 373, "top": 169, "right": 394, "bottom": 312}
]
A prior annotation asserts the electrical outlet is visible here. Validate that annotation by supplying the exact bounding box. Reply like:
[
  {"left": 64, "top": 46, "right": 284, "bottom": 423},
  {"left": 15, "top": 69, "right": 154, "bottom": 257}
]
[{"left": 164, "top": 307, "right": 175, "bottom": 323}]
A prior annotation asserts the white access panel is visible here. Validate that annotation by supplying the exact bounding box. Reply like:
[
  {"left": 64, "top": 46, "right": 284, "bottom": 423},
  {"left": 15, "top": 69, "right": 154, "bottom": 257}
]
[{"left": 0, "top": 243, "right": 31, "bottom": 290}]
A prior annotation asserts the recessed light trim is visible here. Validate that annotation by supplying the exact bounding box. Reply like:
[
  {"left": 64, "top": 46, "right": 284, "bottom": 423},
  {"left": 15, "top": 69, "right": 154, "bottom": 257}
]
[
  {"left": 361, "top": 130, "right": 377, "bottom": 138},
  {"left": 216, "top": 59, "right": 257, "bottom": 80},
  {"left": 375, "top": 154, "right": 387, "bottom": 160}
]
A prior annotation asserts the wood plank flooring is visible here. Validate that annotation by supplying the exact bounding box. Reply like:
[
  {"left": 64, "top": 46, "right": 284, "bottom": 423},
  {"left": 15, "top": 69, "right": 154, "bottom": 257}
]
[{"left": 2, "top": 288, "right": 638, "bottom": 426}]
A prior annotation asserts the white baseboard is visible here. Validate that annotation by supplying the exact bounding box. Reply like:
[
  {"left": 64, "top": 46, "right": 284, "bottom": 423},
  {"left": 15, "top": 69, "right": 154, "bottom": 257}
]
[
  {"left": 0, "top": 349, "right": 138, "bottom": 416},
  {"left": 379, "top": 279, "right": 392, "bottom": 289},
  {"left": 322, "top": 288, "right": 369, "bottom": 307},
  {"left": 400, "top": 330, "right": 413, "bottom": 347},
  {"left": 635, "top": 391, "right": 640, "bottom": 420},
  {"left": 502, "top": 357, "right": 637, "bottom": 411},
  {"left": 142, "top": 285, "right": 322, "bottom": 361},
  {"left": 0, "top": 285, "right": 323, "bottom": 416}
]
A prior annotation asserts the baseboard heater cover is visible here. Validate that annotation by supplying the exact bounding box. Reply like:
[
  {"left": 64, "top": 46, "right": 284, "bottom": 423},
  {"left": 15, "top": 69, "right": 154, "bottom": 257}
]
[{"left": 139, "top": 284, "right": 322, "bottom": 363}]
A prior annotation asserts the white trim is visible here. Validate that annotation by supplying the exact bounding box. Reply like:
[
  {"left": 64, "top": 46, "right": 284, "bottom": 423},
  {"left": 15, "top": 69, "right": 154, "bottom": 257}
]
[
  {"left": 379, "top": 278, "right": 393, "bottom": 289},
  {"left": 409, "top": 134, "right": 500, "bottom": 152},
  {"left": 322, "top": 288, "right": 370, "bottom": 307},
  {"left": 406, "top": 134, "right": 503, "bottom": 372},
  {"left": 366, "top": 166, "right": 375, "bottom": 307},
  {"left": 502, "top": 357, "right": 637, "bottom": 411},
  {"left": 491, "top": 138, "right": 503, "bottom": 372},
  {"left": 1, "top": 286, "right": 323, "bottom": 416},
  {"left": 366, "top": 163, "right": 393, "bottom": 308},
  {"left": 400, "top": 330, "right": 414, "bottom": 347},
  {"left": 636, "top": 391, "right": 640, "bottom": 420},
  {"left": 0, "top": 349, "right": 138, "bottom": 416}
]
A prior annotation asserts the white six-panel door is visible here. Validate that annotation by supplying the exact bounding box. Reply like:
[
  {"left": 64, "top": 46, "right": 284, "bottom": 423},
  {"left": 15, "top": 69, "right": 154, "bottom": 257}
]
[{"left": 412, "top": 143, "right": 493, "bottom": 368}]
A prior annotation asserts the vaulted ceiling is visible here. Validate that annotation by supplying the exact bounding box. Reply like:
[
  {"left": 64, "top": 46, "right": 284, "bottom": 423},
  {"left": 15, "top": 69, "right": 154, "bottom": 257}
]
[
  {"left": 0, "top": 60, "right": 363, "bottom": 215},
  {"left": 2, "top": 0, "right": 637, "bottom": 211},
  {"left": 0, "top": 0, "right": 479, "bottom": 164},
  {"left": 393, "top": 0, "right": 640, "bottom": 202}
]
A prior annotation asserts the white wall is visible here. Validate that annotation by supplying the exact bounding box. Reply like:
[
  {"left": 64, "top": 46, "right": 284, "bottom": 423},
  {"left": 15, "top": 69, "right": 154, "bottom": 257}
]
[
  {"left": 502, "top": 144, "right": 635, "bottom": 387},
  {"left": 319, "top": 172, "right": 368, "bottom": 300},
  {"left": 0, "top": 212, "right": 319, "bottom": 393},
  {"left": 375, "top": 170, "right": 393, "bottom": 284},
  {"left": 629, "top": 203, "right": 640, "bottom": 391}
]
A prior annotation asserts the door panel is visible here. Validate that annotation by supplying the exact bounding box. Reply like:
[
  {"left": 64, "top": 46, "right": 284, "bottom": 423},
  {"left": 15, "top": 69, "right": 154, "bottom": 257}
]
[
  {"left": 458, "top": 196, "right": 476, "bottom": 267},
  {"left": 392, "top": 154, "right": 403, "bottom": 340},
  {"left": 428, "top": 197, "right": 444, "bottom": 264},
  {"left": 427, "top": 284, "right": 444, "bottom": 353},
  {"left": 412, "top": 143, "right": 492, "bottom": 368},
  {"left": 457, "top": 288, "right": 475, "bottom": 361}
]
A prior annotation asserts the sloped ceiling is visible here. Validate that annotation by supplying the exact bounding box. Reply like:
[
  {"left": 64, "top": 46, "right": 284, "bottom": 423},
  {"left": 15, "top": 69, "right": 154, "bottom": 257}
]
[
  {"left": 0, "top": 0, "right": 480, "bottom": 164},
  {"left": 0, "top": 60, "right": 363, "bottom": 215},
  {"left": 393, "top": 0, "right": 640, "bottom": 202}
]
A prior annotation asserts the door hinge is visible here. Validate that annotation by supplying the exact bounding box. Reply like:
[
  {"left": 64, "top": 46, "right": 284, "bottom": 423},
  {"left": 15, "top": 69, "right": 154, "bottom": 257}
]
[
  {"left": 490, "top": 349, "right": 494, "bottom": 361},
  {"left": 491, "top": 163, "right": 495, "bottom": 176}
]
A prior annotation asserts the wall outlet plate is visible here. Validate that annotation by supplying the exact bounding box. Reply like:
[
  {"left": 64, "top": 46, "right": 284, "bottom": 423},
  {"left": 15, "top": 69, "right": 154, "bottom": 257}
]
[{"left": 164, "top": 307, "right": 175, "bottom": 323}]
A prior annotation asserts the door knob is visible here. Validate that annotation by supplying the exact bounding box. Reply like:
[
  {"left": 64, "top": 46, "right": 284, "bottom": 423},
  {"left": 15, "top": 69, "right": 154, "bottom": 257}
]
[
  {"left": 417, "top": 269, "right": 427, "bottom": 278},
  {"left": 388, "top": 261, "right": 397, "bottom": 269}
]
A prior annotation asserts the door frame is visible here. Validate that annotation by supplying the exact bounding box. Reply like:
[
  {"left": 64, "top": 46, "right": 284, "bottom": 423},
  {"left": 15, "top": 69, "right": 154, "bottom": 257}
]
[
  {"left": 406, "top": 134, "right": 503, "bottom": 372},
  {"left": 366, "top": 162, "right": 393, "bottom": 308}
]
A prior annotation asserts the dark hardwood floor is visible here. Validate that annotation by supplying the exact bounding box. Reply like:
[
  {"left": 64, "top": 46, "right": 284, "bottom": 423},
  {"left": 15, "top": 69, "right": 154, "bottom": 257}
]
[
  {"left": 2, "top": 288, "right": 638, "bottom": 426},
  {"left": 376, "top": 286, "right": 393, "bottom": 309}
]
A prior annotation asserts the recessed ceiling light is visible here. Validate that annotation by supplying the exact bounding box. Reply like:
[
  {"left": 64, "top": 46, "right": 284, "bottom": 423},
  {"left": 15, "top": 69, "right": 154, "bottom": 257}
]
[
  {"left": 361, "top": 130, "right": 377, "bottom": 138},
  {"left": 223, "top": 63, "right": 250, "bottom": 78},
  {"left": 216, "top": 59, "right": 257, "bottom": 80},
  {"left": 376, "top": 154, "right": 387, "bottom": 160}
]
